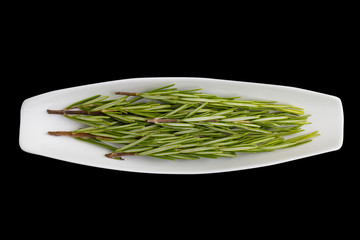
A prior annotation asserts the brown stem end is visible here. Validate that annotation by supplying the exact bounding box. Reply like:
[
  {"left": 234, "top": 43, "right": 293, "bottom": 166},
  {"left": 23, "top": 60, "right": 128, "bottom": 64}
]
[
  {"left": 105, "top": 152, "right": 136, "bottom": 159},
  {"left": 47, "top": 109, "right": 105, "bottom": 115},
  {"left": 48, "top": 131, "right": 113, "bottom": 140},
  {"left": 115, "top": 91, "right": 138, "bottom": 96}
]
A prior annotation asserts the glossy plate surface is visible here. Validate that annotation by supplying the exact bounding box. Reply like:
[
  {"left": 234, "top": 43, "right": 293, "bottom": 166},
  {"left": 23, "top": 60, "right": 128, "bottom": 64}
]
[{"left": 19, "top": 77, "right": 343, "bottom": 174}]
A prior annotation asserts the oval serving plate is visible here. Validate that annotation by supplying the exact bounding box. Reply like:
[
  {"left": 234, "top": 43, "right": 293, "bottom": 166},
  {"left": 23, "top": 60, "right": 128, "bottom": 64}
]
[{"left": 19, "top": 77, "right": 343, "bottom": 174}]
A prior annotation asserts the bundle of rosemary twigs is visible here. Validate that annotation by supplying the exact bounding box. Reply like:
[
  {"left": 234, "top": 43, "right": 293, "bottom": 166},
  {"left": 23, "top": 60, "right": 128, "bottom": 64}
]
[{"left": 47, "top": 84, "right": 319, "bottom": 160}]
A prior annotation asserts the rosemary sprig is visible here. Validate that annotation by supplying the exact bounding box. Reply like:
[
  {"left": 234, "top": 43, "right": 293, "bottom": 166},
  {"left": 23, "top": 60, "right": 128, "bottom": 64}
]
[{"left": 47, "top": 83, "right": 319, "bottom": 160}]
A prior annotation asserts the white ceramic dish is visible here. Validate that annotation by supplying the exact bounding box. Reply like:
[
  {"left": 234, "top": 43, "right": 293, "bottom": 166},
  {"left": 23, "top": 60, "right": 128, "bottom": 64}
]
[{"left": 19, "top": 77, "right": 343, "bottom": 174}]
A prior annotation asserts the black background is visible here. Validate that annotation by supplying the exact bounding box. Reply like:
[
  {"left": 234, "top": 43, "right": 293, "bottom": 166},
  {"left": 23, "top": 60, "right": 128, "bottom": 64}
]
[{"left": 12, "top": 8, "right": 354, "bottom": 227}]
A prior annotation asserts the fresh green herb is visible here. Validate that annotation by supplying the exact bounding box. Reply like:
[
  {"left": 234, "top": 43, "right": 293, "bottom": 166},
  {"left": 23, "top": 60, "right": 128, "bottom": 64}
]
[{"left": 47, "top": 83, "right": 319, "bottom": 160}]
